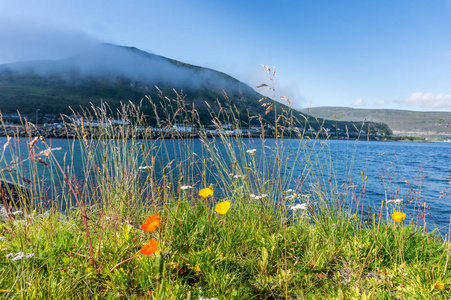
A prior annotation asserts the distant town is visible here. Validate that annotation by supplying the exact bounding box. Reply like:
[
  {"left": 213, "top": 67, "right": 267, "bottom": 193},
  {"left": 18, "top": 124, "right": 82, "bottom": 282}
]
[{"left": 0, "top": 112, "right": 395, "bottom": 140}]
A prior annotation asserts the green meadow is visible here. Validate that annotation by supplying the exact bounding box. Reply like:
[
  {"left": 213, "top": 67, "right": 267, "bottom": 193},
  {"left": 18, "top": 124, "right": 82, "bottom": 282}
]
[{"left": 0, "top": 92, "right": 450, "bottom": 299}]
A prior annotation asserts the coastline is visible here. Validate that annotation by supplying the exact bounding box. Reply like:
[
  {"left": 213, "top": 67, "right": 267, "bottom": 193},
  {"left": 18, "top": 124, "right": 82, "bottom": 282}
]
[{"left": 0, "top": 125, "right": 428, "bottom": 142}]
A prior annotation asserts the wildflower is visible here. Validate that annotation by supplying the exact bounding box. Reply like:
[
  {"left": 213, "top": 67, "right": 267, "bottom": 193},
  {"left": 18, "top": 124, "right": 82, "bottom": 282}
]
[
  {"left": 435, "top": 281, "right": 445, "bottom": 290},
  {"left": 140, "top": 238, "right": 158, "bottom": 255},
  {"left": 11, "top": 252, "right": 25, "bottom": 261},
  {"left": 250, "top": 194, "right": 268, "bottom": 200},
  {"left": 387, "top": 199, "right": 403, "bottom": 204},
  {"left": 141, "top": 214, "right": 161, "bottom": 232},
  {"left": 6, "top": 253, "right": 14, "bottom": 258},
  {"left": 215, "top": 201, "right": 231, "bottom": 214},
  {"left": 0, "top": 237, "right": 6, "bottom": 241},
  {"left": 199, "top": 187, "right": 214, "bottom": 198},
  {"left": 194, "top": 264, "right": 201, "bottom": 272},
  {"left": 180, "top": 185, "right": 192, "bottom": 190},
  {"left": 25, "top": 253, "right": 35, "bottom": 258},
  {"left": 290, "top": 203, "right": 308, "bottom": 211},
  {"left": 246, "top": 149, "right": 257, "bottom": 155},
  {"left": 391, "top": 212, "right": 406, "bottom": 223},
  {"left": 286, "top": 194, "right": 296, "bottom": 200}
]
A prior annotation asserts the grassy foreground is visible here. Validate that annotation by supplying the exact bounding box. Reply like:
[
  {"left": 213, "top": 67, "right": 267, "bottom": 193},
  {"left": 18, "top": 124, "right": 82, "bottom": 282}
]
[{"left": 1, "top": 91, "right": 450, "bottom": 299}]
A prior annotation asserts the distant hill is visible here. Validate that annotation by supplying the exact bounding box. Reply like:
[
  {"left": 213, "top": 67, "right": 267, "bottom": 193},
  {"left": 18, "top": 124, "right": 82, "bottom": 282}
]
[
  {"left": 0, "top": 43, "right": 269, "bottom": 124},
  {"left": 302, "top": 106, "right": 451, "bottom": 141},
  {"left": 0, "top": 43, "right": 390, "bottom": 135}
]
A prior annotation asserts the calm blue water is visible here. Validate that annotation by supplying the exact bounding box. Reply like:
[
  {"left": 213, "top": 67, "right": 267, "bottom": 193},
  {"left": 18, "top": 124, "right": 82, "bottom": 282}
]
[{"left": 1, "top": 137, "right": 450, "bottom": 233}]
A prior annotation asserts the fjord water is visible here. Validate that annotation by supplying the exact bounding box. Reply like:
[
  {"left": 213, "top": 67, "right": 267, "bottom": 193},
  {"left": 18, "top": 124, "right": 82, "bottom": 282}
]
[{"left": 2, "top": 137, "right": 451, "bottom": 233}]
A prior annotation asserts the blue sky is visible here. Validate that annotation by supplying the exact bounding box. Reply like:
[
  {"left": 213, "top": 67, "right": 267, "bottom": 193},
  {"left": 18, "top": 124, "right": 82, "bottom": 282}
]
[{"left": 1, "top": 0, "right": 451, "bottom": 111}]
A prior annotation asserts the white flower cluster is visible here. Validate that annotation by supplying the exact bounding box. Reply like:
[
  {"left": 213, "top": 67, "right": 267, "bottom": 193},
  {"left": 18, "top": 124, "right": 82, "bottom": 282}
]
[
  {"left": 387, "top": 199, "right": 403, "bottom": 204},
  {"left": 246, "top": 149, "right": 257, "bottom": 155},
  {"left": 0, "top": 236, "right": 6, "bottom": 241},
  {"left": 290, "top": 203, "right": 308, "bottom": 211},
  {"left": 286, "top": 189, "right": 311, "bottom": 201},
  {"left": 6, "top": 252, "right": 35, "bottom": 261},
  {"left": 229, "top": 174, "right": 244, "bottom": 179},
  {"left": 286, "top": 194, "right": 297, "bottom": 200},
  {"left": 180, "top": 185, "right": 193, "bottom": 190},
  {"left": 250, "top": 194, "right": 268, "bottom": 200},
  {"left": 234, "top": 175, "right": 242, "bottom": 179}
]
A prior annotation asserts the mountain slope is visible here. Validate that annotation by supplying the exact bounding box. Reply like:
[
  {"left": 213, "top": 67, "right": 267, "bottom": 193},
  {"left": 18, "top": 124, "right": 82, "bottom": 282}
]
[
  {"left": 0, "top": 43, "right": 390, "bottom": 134},
  {"left": 302, "top": 106, "right": 451, "bottom": 140},
  {"left": 0, "top": 43, "right": 267, "bottom": 123}
]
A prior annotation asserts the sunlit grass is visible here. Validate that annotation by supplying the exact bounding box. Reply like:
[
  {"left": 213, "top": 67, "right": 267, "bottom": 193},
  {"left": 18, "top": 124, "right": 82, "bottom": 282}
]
[{"left": 0, "top": 86, "right": 450, "bottom": 299}]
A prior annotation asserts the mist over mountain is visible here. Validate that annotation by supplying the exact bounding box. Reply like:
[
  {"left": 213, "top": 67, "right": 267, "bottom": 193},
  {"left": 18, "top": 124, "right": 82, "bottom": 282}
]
[
  {"left": 1, "top": 43, "right": 240, "bottom": 89},
  {"left": 0, "top": 43, "right": 271, "bottom": 123},
  {"left": 0, "top": 43, "right": 391, "bottom": 135}
]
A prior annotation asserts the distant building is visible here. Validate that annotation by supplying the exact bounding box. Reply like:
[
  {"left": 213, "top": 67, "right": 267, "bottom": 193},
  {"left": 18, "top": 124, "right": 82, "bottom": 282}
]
[
  {"left": 44, "top": 114, "right": 57, "bottom": 120},
  {"left": 3, "top": 113, "right": 28, "bottom": 118},
  {"left": 69, "top": 115, "right": 129, "bottom": 127},
  {"left": 173, "top": 123, "right": 192, "bottom": 133}
]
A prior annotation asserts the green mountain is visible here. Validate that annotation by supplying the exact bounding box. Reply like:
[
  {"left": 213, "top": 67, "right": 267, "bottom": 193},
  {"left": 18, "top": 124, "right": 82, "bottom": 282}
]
[
  {"left": 302, "top": 106, "right": 451, "bottom": 141},
  {"left": 0, "top": 43, "right": 266, "bottom": 124},
  {"left": 0, "top": 43, "right": 390, "bottom": 135}
]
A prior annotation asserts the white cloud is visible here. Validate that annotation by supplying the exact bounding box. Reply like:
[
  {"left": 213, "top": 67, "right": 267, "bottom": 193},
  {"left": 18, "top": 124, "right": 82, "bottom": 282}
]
[
  {"left": 375, "top": 100, "right": 387, "bottom": 107},
  {"left": 351, "top": 98, "right": 363, "bottom": 107},
  {"left": 398, "top": 92, "right": 451, "bottom": 111}
]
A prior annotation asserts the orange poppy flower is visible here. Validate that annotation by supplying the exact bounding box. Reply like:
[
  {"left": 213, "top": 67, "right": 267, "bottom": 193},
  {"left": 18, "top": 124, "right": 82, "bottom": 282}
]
[
  {"left": 141, "top": 214, "right": 161, "bottom": 232},
  {"left": 140, "top": 238, "right": 158, "bottom": 255}
]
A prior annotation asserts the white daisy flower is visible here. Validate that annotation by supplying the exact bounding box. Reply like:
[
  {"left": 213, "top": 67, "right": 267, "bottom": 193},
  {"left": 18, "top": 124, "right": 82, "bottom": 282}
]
[
  {"left": 12, "top": 252, "right": 25, "bottom": 261},
  {"left": 387, "top": 199, "right": 403, "bottom": 204},
  {"left": 290, "top": 203, "right": 308, "bottom": 211}
]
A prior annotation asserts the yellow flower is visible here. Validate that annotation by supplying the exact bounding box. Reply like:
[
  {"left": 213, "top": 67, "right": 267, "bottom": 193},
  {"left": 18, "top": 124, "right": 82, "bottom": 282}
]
[
  {"left": 435, "top": 281, "right": 445, "bottom": 290},
  {"left": 391, "top": 212, "right": 406, "bottom": 223},
  {"left": 215, "top": 201, "right": 231, "bottom": 214},
  {"left": 194, "top": 264, "right": 201, "bottom": 272},
  {"left": 199, "top": 187, "right": 214, "bottom": 198},
  {"left": 436, "top": 281, "right": 445, "bottom": 290}
]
